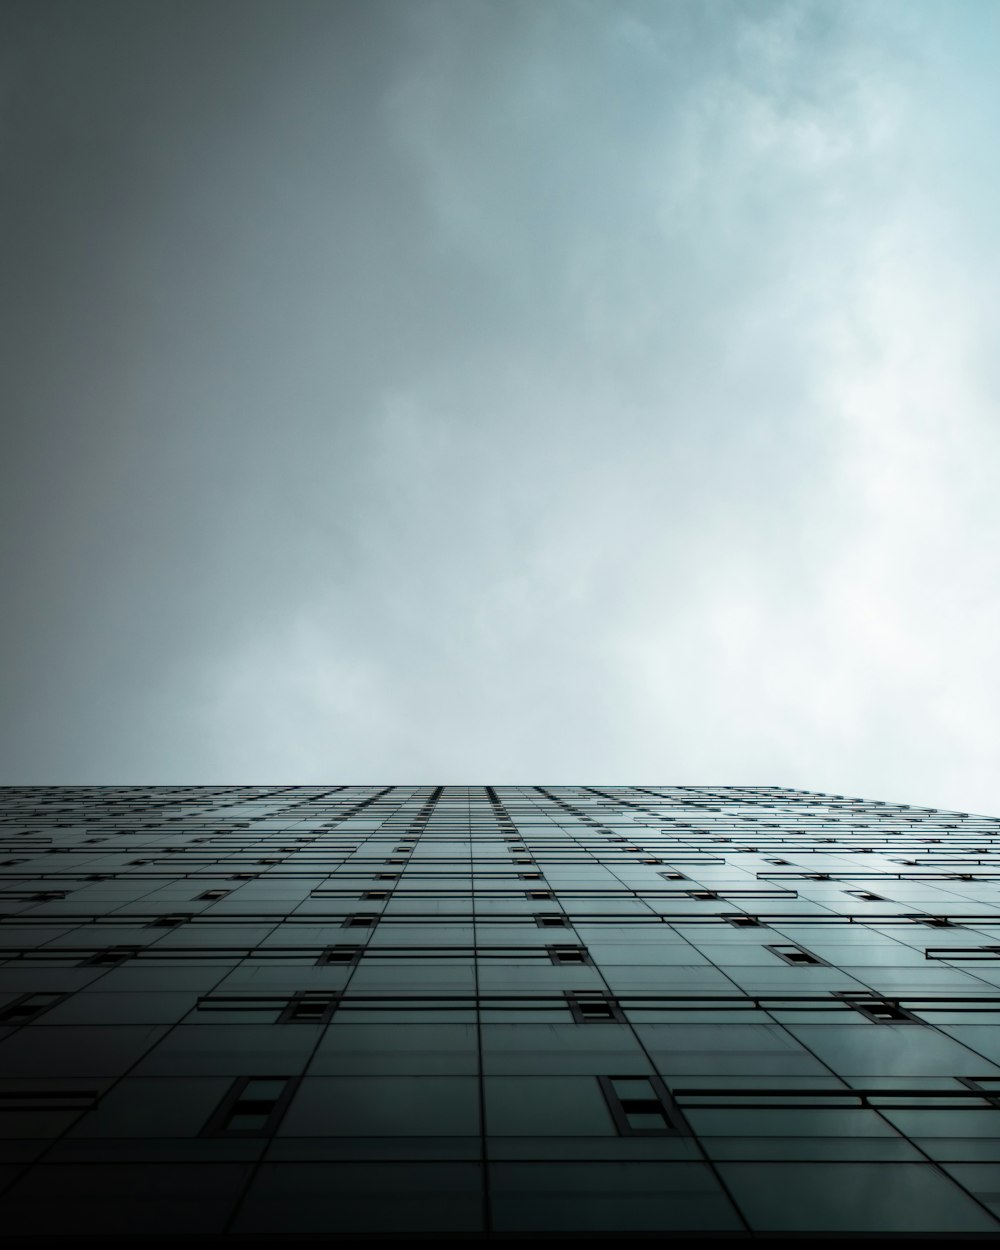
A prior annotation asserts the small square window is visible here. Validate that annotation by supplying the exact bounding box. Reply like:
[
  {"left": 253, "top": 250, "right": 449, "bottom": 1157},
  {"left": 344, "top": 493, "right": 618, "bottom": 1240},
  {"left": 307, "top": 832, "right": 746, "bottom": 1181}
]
[
  {"left": 83, "top": 946, "right": 140, "bottom": 967},
  {"left": 147, "top": 913, "right": 192, "bottom": 929},
  {"left": 0, "top": 992, "right": 67, "bottom": 1025},
  {"left": 958, "top": 1077, "right": 1000, "bottom": 1107},
  {"left": 278, "top": 992, "right": 339, "bottom": 1024},
  {"left": 535, "top": 914, "right": 568, "bottom": 928},
  {"left": 836, "top": 993, "right": 919, "bottom": 1024},
  {"left": 201, "top": 1075, "right": 299, "bottom": 1137},
  {"left": 566, "top": 992, "right": 625, "bottom": 1024},
  {"left": 598, "top": 1075, "right": 685, "bottom": 1136},
  {"left": 343, "top": 914, "right": 378, "bottom": 929},
  {"left": 316, "top": 945, "right": 362, "bottom": 966},
  {"left": 766, "top": 944, "right": 827, "bottom": 967},
  {"left": 547, "top": 945, "right": 590, "bottom": 965}
]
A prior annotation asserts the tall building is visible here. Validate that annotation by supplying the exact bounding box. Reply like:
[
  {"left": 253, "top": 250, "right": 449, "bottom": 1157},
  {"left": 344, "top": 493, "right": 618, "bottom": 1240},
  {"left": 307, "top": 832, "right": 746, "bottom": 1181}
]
[{"left": 1, "top": 784, "right": 999, "bottom": 1238}]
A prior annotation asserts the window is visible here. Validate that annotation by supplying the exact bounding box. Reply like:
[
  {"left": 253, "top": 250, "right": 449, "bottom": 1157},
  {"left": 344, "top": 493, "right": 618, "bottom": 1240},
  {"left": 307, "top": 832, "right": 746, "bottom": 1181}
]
[
  {"left": 548, "top": 945, "right": 590, "bottom": 965},
  {"left": 200, "top": 1075, "right": 299, "bottom": 1137},
  {"left": 278, "top": 992, "right": 339, "bottom": 1024},
  {"left": 0, "top": 1088, "right": 99, "bottom": 1112},
  {"left": 82, "top": 946, "right": 140, "bottom": 967},
  {"left": 146, "top": 913, "right": 192, "bottom": 928},
  {"left": 343, "top": 914, "right": 378, "bottom": 929},
  {"left": 362, "top": 890, "right": 391, "bottom": 900},
  {"left": 725, "top": 914, "right": 762, "bottom": 928},
  {"left": 598, "top": 1075, "right": 685, "bottom": 1135},
  {"left": 958, "top": 1077, "right": 1000, "bottom": 1106},
  {"left": 535, "top": 913, "right": 568, "bottom": 928},
  {"left": 836, "top": 993, "right": 919, "bottom": 1024},
  {"left": 566, "top": 992, "right": 625, "bottom": 1023},
  {"left": 0, "top": 992, "right": 67, "bottom": 1024},
  {"left": 765, "top": 944, "right": 827, "bottom": 967},
  {"left": 197, "top": 889, "right": 230, "bottom": 900},
  {"left": 316, "top": 945, "right": 362, "bottom": 966},
  {"left": 526, "top": 890, "right": 553, "bottom": 901}
]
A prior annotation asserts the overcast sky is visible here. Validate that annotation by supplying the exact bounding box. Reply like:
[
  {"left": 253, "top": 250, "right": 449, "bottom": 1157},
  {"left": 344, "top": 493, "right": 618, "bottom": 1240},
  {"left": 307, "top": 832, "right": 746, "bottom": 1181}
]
[{"left": 2, "top": 0, "right": 999, "bottom": 812}]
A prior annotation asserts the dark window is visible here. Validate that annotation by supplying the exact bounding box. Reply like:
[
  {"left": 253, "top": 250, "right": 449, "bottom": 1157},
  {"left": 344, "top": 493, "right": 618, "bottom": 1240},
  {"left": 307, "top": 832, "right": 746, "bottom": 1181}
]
[
  {"left": 83, "top": 946, "right": 140, "bottom": 967},
  {"left": 343, "top": 914, "right": 378, "bottom": 928},
  {"left": 278, "top": 992, "right": 339, "bottom": 1024},
  {"left": 0, "top": 992, "right": 67, "bottom": 1024},
  {"left": 0, "top": 1088, "right": 99, "bottom": 1111},
  {"left": 197, "top": 889, "right": 230, "bottom": 900},
  {"left": 200, "top": 1075, "right": 299, "bottom": 1137},
  {"left": 598, "top": 1075, "right": 685, "bottom": 1136},
  {"left": 146, "top": 913, "right": 192, "bottom": 928},
  {"left": 547, "top": 945, "right": 591, "bottom": 965},
  {"left": 535, "top": 913, "right": 568, "bottom": 928},
  {"left": 725, "top": 914, "right": 762, "bottom": 928},
  {"left": 766, "top": 944, "right": 827, "bottom": 967},
  {"left": 958, "top": 1077, "right": 1000, "bottom": 1106},
  {"left": 566, "top": 992, "right": 625, "bottom": 1023},
  {"left": 836, "top": 993, "right": 919, "bottom": 1024},
  {"left": 316, "top": 946, "right": 362, "bottom": 966}
]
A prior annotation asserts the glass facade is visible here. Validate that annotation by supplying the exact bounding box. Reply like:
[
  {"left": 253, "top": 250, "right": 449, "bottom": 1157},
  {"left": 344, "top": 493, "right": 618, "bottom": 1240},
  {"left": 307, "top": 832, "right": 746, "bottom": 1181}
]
[{"left": 1, "top": 783, "right": 1000, "bottom": 1237}]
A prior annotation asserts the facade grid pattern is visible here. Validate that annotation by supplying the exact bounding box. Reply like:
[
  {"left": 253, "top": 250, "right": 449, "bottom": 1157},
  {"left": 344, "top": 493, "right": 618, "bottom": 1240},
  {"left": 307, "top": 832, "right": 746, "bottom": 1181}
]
[{"left": 1, "top": 784, "right": 1000, "bottom": 1237}]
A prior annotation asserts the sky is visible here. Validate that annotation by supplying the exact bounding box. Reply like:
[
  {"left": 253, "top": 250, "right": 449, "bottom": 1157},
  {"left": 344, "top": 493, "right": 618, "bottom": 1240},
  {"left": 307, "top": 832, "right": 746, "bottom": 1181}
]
[{"left": 1, "top": 0, "right": 999, "bottom": 813}]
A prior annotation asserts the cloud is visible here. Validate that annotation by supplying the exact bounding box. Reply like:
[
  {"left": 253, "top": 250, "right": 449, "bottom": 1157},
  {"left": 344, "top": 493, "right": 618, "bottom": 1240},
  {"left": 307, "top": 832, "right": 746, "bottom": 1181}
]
[{"left": 2, "top": 0, "right": 999, "bottom": 813}]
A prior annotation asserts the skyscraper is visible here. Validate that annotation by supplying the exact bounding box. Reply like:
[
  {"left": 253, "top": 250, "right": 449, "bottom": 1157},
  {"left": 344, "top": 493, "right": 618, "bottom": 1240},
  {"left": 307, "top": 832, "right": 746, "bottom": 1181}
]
[{"left": 1, "top": 784, "right": 999, "bottom": 1238}]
